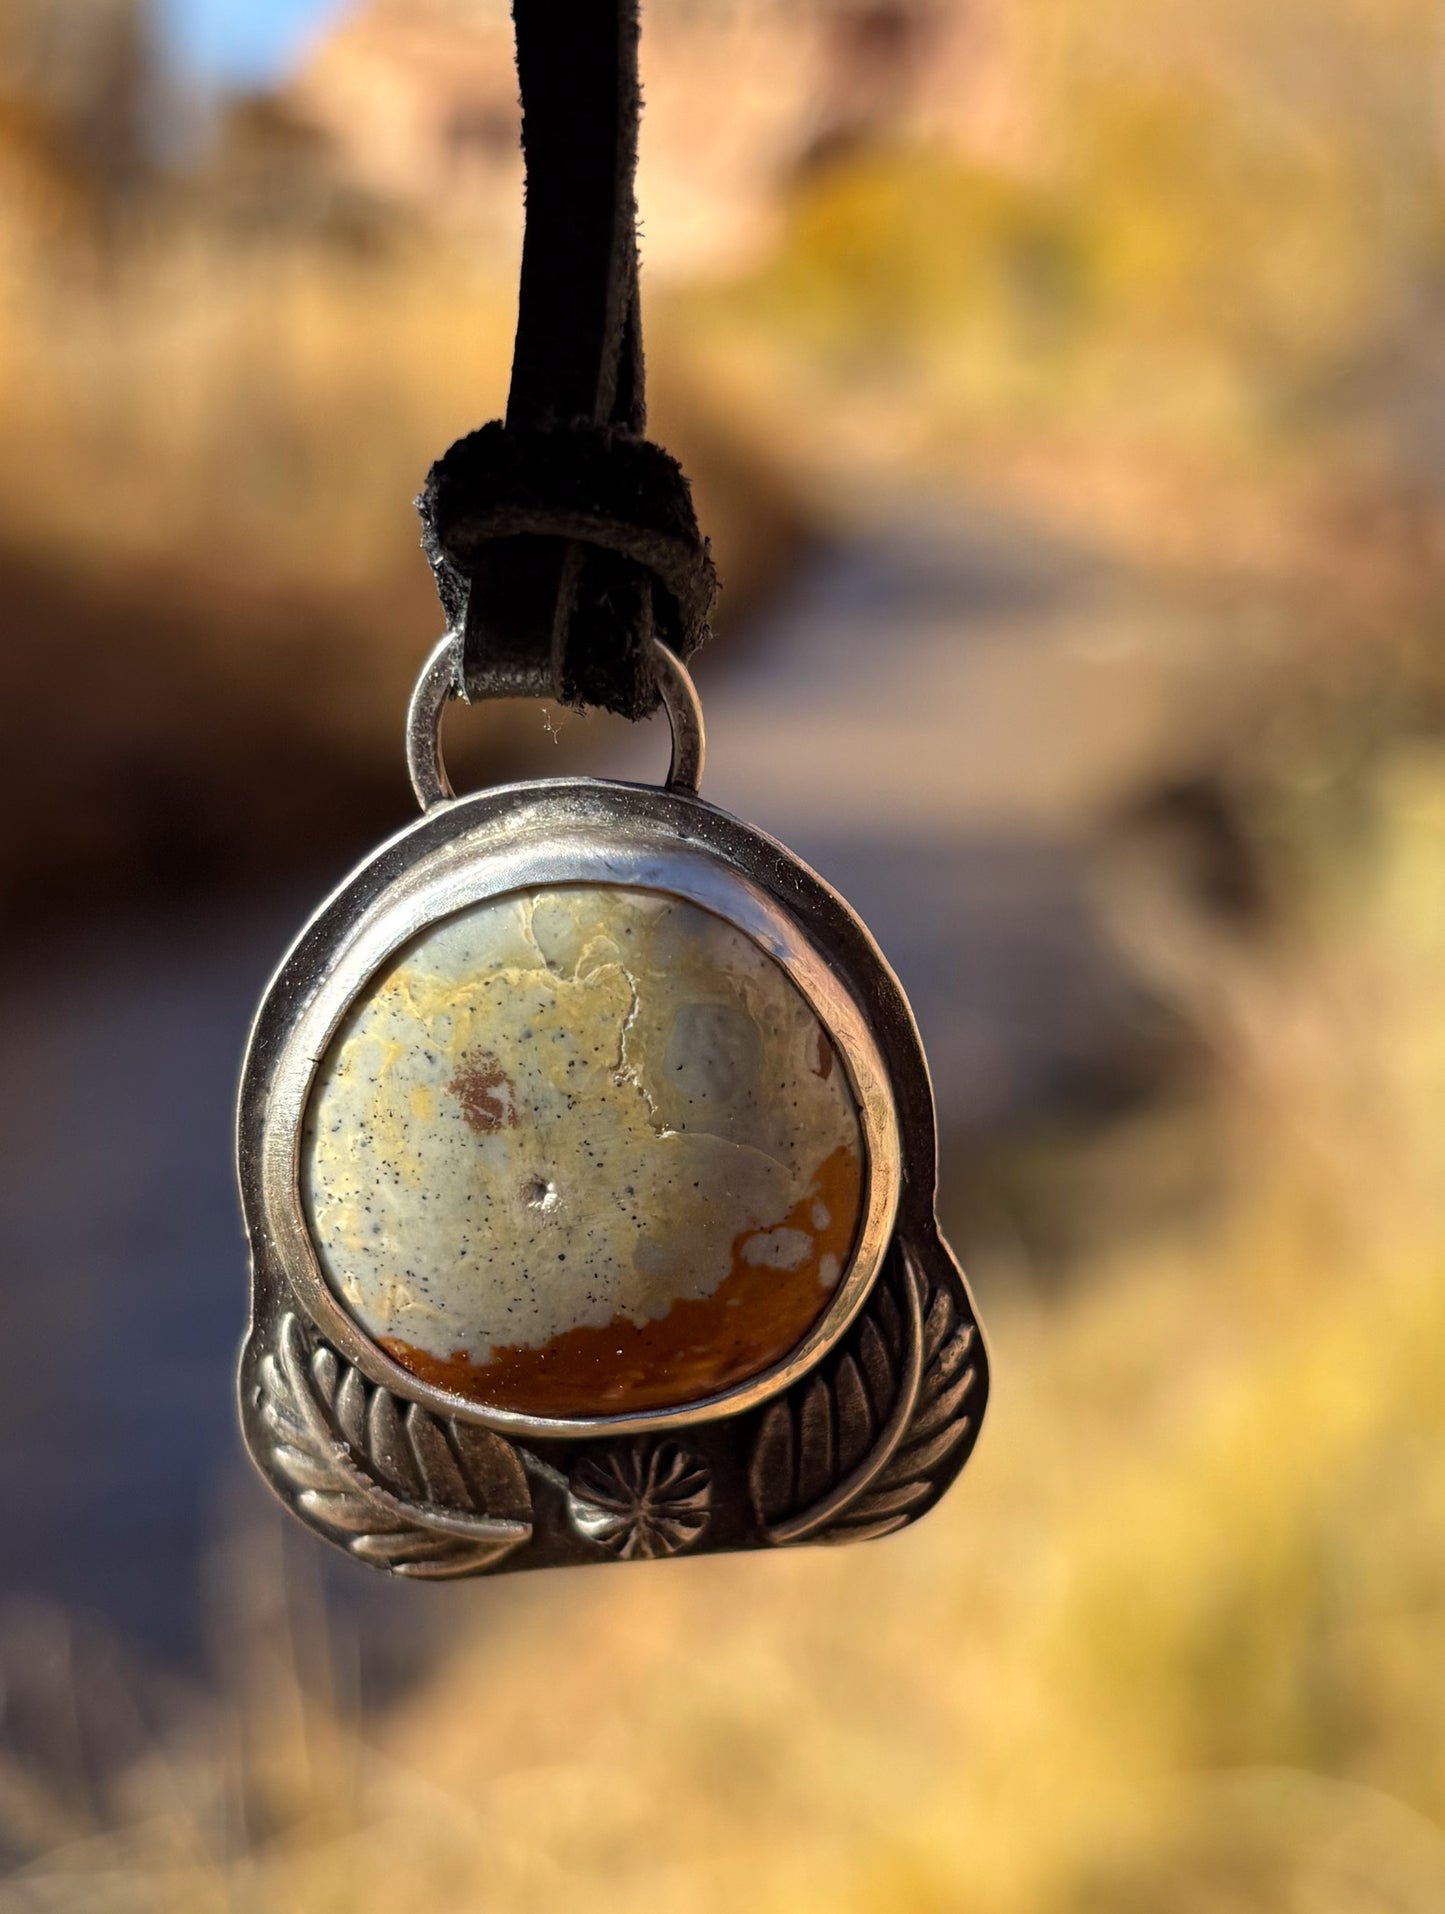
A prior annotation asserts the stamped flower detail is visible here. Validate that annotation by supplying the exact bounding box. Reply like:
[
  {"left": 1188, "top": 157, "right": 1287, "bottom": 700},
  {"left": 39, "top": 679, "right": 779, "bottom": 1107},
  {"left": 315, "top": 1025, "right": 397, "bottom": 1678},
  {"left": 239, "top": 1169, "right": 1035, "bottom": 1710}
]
[{"left": 567, "top": 1440, "right": 712, "bottom": 1559}]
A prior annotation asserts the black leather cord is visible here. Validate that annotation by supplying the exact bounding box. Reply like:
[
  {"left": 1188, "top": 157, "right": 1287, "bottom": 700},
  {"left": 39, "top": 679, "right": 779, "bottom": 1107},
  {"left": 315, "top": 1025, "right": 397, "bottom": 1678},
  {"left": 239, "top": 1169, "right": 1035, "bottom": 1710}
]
[{"left": 418, "top": 0, "right": 717, "bottom": 718}]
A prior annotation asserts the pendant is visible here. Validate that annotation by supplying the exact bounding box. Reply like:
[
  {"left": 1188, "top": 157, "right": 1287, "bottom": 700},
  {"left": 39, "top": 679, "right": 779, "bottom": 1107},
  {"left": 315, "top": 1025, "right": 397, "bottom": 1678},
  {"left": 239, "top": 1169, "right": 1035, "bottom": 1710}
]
[{"left": 237, "top": 636, "right": 989, "bottom": 1577}]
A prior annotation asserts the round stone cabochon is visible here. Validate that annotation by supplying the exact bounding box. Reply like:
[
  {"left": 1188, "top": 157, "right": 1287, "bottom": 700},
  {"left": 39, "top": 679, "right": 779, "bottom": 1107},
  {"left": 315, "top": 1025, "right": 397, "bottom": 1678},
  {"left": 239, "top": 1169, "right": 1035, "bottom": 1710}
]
[{"left": 301, "top": 884, "right": 865, "bottom": 1416}]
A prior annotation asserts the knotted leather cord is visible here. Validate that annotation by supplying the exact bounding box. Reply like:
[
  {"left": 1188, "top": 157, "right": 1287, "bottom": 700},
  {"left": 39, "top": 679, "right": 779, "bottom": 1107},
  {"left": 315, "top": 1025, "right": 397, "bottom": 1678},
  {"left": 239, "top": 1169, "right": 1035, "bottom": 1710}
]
[{"left": 418, "top": 0, "right": 717, "bottom": 718}]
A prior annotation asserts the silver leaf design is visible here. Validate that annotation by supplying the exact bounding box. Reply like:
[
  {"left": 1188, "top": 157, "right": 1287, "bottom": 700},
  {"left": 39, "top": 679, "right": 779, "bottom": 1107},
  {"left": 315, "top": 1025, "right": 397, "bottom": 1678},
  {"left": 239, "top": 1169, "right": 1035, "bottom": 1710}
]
[
  {"left": 567, "top": 1440, "right": 712, "bottom": 1559},
  {"left": 750, "top": 1245, "right": 977, "bottom": 1546},
  {"left": 257, "top": 1313, "right": 532, "bottom": 1578}
]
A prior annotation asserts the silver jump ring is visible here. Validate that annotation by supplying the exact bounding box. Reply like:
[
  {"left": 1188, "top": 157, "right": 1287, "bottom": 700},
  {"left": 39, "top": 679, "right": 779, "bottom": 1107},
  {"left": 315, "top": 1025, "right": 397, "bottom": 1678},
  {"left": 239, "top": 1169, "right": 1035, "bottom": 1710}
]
[{"left": 405, "top": 633, "right": 706, "bottom": 811}]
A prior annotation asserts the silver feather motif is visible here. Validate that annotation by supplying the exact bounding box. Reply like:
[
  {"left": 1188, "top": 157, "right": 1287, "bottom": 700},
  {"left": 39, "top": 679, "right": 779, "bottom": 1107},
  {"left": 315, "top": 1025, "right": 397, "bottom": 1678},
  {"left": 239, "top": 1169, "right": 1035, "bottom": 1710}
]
[
  {"left": 749, "top": 1245, "right": 977, "bottom": 1545},
  {"left": 567, "top": 1440, "right": 712, "bottom": 1559},
  {"left": 256, "top": 1313, "right": 533, "bottom": 1578}
]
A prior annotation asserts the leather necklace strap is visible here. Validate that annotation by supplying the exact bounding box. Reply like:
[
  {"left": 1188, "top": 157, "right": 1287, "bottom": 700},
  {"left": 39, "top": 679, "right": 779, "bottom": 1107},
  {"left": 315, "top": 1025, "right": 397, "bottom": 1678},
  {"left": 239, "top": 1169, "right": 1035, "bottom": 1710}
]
[{"left": 419, "top": 0, "right": 716, "bottom": 719}]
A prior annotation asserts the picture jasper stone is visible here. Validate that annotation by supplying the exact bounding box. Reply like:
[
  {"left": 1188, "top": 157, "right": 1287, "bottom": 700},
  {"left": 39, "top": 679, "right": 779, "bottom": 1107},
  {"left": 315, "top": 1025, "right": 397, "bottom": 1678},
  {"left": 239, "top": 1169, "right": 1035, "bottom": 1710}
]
[{"left": 302, "top": 885, "right": 865, "bottom": 1416}]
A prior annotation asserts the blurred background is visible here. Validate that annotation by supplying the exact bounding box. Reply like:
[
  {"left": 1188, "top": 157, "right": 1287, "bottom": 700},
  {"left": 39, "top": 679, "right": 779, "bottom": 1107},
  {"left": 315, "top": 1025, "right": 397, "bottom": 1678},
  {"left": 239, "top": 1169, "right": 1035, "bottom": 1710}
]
[{"left": 2, "top": 0, "right": 1445, "bottom": 1906}]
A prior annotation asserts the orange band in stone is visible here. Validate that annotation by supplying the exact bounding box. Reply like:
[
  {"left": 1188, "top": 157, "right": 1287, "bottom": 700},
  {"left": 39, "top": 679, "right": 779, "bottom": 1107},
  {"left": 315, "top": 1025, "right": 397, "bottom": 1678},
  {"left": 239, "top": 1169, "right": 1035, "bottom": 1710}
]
[{"left": 381, "top": 1144, "right": 863, "bottom": 1416}]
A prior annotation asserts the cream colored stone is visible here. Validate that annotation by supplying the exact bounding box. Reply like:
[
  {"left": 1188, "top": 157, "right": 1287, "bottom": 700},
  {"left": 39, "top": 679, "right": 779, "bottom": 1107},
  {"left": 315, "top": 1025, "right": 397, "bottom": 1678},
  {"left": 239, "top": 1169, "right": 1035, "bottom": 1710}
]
[{"left": 301, "top": 884, "right": 865, "bottom": 1414}]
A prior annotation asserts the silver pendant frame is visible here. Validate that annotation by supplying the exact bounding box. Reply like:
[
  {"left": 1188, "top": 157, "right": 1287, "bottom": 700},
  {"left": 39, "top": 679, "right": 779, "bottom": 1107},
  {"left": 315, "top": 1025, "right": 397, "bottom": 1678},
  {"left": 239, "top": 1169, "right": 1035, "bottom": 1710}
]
[{"left": 238, "top": 639, "right": 989, "bottom": 1577}]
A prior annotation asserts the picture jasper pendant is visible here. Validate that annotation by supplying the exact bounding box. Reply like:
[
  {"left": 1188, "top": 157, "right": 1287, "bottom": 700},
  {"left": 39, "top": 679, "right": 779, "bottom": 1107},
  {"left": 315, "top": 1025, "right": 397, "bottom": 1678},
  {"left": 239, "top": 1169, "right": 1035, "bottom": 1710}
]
[{"left": 237, "top": 636, "right": 989, "bottom": 1577}]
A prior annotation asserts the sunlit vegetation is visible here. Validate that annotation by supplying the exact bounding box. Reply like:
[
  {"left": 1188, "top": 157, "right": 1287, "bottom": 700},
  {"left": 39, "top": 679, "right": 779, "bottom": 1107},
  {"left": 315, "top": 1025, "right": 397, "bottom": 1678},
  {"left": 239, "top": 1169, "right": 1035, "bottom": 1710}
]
[{"left": 684, "top": 0, "right": 1445, "bottom": 665}]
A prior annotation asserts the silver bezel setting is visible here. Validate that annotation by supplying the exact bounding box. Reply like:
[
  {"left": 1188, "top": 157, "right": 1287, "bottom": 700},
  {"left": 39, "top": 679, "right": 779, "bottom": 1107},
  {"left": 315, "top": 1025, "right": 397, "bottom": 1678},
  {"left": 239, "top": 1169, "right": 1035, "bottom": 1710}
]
[
  {"left": 243, "top": 783, "right": 902, "bottom": 1439},
  {"left": 239, "top": 639, "right": 988, "bottom": 1577}
]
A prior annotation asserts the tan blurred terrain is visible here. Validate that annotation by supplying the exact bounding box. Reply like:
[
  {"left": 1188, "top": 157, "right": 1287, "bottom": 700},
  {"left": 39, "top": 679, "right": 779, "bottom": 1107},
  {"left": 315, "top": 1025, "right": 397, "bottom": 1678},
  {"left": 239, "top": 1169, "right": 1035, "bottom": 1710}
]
[
  {"left": 0, "top": 0, "right": 811, "bottom": 915},
  {"left": 2, "top": 1, "right": 1445, "bottom": 1909}
]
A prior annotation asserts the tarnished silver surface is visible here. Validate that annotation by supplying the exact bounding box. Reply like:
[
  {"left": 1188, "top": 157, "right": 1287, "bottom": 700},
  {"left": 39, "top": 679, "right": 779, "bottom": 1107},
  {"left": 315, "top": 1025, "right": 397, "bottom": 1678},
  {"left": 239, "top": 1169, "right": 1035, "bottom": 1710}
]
[
  {"left": 239, "top": 638, "right": 988, "bottom": 1575},
  {"left": 407, "top": 630, "right": 705, "bottom": 809},
  {"left": 566, "top": 1441, "right": 713, "bottom": 1559}
]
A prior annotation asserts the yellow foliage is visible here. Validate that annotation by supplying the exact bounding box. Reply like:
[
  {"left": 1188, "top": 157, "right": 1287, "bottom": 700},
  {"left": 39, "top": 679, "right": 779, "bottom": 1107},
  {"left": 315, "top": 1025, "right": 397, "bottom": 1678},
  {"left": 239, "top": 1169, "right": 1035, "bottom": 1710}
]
[{"left": 699, "top": 0, "right": 1445, "bottom": 481}]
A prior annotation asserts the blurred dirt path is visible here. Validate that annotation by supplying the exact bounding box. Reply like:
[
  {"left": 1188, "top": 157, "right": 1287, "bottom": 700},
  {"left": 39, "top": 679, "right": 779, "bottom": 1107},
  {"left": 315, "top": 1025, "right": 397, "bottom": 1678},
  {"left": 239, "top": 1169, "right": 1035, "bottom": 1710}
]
[{"left": 599, "top": 498, "right": 1225, "bottom": 1133}]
